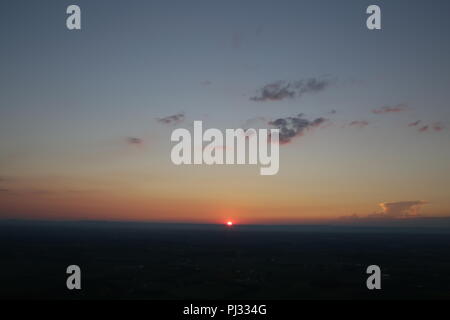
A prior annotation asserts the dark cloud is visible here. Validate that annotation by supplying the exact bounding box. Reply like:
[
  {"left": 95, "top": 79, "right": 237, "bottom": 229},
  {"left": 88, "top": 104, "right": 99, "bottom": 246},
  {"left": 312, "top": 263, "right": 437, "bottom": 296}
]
[
  {"left": 268, "top": 114, "right": 328, "bottom": 144},
  {"left": 0, "top": 188, "right": 95, "bottom": 197},
  {"left": 125, "top": 137, "right": 143, "bottom": 145},
  {"left": 250, "top": 77, "right": 334, "bottom": 102},
  {"left": 157, "top": 113, "right": 185, "bottom": 125},
  {"left": 372, "top": 103, "right": 408, "bottom": 114},
  {"left": 413, "top": 121, "right": 444, "bottom": 133},
  {"left": 250, "top": 81, "right": 295, "bottom": 102},
  {"left": 408, "top": 120, "right": 421, "bottom": 127},
  {"left": 348, "top": 120, "right": 369, "bottom": 128},
  {"left": 295, "top": 78, "right": 332, "bottom": 96}
]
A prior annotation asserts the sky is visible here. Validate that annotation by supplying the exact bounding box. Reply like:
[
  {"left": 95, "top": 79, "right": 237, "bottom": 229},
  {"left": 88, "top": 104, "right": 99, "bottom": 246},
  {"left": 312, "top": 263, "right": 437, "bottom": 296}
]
[{"left": 1, "top": 0, "right": 450, "bottom": 224}]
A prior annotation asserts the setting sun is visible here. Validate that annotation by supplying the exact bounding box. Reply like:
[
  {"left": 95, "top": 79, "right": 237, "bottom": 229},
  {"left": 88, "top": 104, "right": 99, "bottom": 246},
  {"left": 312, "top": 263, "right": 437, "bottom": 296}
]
[{"left": 226, "top": 221, "right": 233, "bottom": 226}]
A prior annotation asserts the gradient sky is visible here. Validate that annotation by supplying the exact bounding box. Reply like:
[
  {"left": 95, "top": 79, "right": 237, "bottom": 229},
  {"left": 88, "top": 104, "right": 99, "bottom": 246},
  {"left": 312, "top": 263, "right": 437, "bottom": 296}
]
[{"left": 1, "top": 0, "right": 450, "bottom": 223}]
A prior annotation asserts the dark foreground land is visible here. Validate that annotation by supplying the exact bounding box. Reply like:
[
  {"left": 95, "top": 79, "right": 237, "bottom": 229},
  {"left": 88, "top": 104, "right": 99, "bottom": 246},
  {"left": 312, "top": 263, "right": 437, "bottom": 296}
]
[{"left": 0, "top": 220, "right": 449, "bottom": 300}]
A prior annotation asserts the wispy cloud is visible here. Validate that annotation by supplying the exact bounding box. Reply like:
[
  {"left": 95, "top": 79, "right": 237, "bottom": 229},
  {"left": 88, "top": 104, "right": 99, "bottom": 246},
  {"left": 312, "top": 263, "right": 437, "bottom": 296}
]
[
  {"left": 348, "top": 120, "right": 369, "bottom": 128},
  {"left": 0, "top": 188, "right": 92, "bottom": 197},
  {"left": 410, "top": 121, "right": 444, "bottom": 133},
  {"left": 125, "top": 137, "right": 143, "bottom": 145},
  {"left": 250, "top": 77, "right": 335, "bottom": 102},
  {"left": 156, "top": 113, "right": 185, "bottom": 125},
  {"left": 372, "top": 103, "right": 408, "bottom": 114},
  {"left": 432, "top": 122, "right": 444, "bottom": 132},
  {"left": 268, "top": 114, "right": 328, "bottom": 144},
  {"left": 408, "top": 120, "right": 421, "bottom": 127}
]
